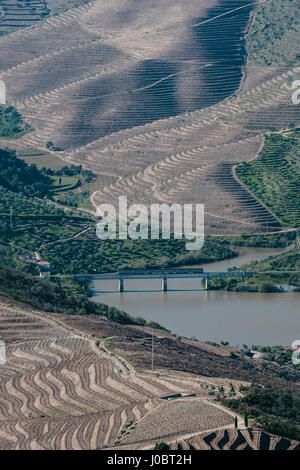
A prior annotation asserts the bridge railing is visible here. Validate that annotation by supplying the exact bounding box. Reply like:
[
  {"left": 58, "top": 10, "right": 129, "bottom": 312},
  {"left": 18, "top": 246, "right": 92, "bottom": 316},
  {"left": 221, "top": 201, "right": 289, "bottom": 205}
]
[{"left": 75, "top": 270, "right": 248, "bottom": 293}]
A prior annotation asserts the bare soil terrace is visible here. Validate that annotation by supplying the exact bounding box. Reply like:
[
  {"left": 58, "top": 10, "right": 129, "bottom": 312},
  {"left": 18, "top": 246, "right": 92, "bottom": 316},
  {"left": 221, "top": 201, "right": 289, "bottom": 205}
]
[
  {"left": 0, "top": 297, "right": 248, "bottom": 450},
  {"left": 50, "top": 311, "right": 300, "bottom": 391},
  {"left": 0, "top": 1, "right": 48, "bottom": 33},
  {"left": 168, "top": 427, "right": 300, "bottom": 450},
  {"left": 1, "top": 1, "right": 297, "bottom": 234},
  {"left": 0, "top": 295, "right": 299, "bottom": 449}
]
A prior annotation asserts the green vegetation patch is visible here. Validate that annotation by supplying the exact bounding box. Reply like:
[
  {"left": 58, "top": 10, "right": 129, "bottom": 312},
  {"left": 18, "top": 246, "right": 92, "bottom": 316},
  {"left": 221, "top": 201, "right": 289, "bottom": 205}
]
[
  {"left": 0, "top": 263, "right": 171, "bottom": 331},
  {"left": 250, "top": 344, "right": 300, "bottom": 369},
  {"left": 54, "top": 173, "right": 117, "bottom": 210},
  {"left": 244, "top": 246, "right": 300, "bottom": 274},
  {"left": 0, "top": 186, "right": 65, "bottom": 217},
  {"left": 0, "top": 263, "right": 135, "bottom": 324},
  {"left": 0, "top": 148, "right": 52, "bottom": 198},
  {"left": 223, "top": 386, "right": 300, "bottom": 442},
  {"left": 0, "top": 106, "right": 28, "bottom": 139},
  {"left": 212, "top": 246, "right": 300, "bottom": 292},
  {"left": 0, "top": 213, "right": 91, "bottom": 253},
  {"left": 236, "top": 132, "right": 300, "bottom": 227},
  {"left": 49, "top": 175, "right": 79, "bottom": 193},
  {"left": 40, "top": 236, "right": 237, "bottom": 275},
  {"left": 248, "top": 0, "right": 300, "bottom": 66},
  {"left": 226, "top": 232, "right": 296, "bottom": 248},
  {"left": 241, "top": 246, "right": 300, "bottom": 290}
]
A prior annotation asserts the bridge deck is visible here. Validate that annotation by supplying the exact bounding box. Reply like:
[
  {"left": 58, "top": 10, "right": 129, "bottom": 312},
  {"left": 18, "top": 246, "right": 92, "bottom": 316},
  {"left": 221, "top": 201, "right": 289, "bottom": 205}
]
[{"left": 76, "top": 271, "right": 246, "bottom": 281}]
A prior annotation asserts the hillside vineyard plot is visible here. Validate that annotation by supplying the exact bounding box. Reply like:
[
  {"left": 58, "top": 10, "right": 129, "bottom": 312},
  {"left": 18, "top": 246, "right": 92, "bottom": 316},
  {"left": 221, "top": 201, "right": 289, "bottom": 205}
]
[
  {"left": 236, "top": 132, "right": 300, "bottom": 227},
  {"left": 0, "top": 0, "right": 299, "bottom": 235},
  {"left": 0, "top": 301, "right": 245, "bottom": 450},
  {"left": 0, "top": 1, "right": 50, "bottom": 33},
  {"left": 168, "top": 428, "right": 300, "bottom": 451}
]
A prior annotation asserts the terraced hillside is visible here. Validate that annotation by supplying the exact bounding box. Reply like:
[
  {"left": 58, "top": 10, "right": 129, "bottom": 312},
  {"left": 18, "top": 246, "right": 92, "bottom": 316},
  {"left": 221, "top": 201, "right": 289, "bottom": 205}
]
[
  {"left": 0, "top": 300, "right": 245, "bottom": 450},
  {"left": 0, "top": 1, "right": 50, "bottom": 33},
  {"left": 0, "top": 1, "right": 91, "bottom": 33},
  {"left": 0, "top": 0, "right": 299, "bottom": 234},
  {"left": 236, "top": 131, "right": 300, "bottom": 227},
  {"left": 118, "top": 399, "right": 235, "bottom": 448},
  {"left": 46, "top": 1, "right": 90, "bottom": 16},
  {"left": 57, "top": 313, "right": 300, "bottom": 391},
  {"left": 0, "top": 0, "right": 256, "bottom": 140},
  {"left": 167, "top": 428, "right": 300, "bottom": 450}
]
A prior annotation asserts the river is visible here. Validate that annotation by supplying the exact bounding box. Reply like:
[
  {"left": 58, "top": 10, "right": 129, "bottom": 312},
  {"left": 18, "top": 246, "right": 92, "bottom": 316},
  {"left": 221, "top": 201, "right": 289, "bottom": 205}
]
[
  {"left": 88, "top": 2, "right": 299, "bottom": 346},
  {"left": 91, "top": 246, "right": 300, "bottom": 346}
]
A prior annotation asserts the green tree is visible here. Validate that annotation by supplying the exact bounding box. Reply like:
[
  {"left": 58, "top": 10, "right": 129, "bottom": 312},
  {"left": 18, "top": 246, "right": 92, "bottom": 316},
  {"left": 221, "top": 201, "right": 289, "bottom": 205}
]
[
  {"left": 244, "top": 409, "right": 248, "bottom": 428},
  {"left": 154, "top": 442, "right": 170, "bottom": 451}
]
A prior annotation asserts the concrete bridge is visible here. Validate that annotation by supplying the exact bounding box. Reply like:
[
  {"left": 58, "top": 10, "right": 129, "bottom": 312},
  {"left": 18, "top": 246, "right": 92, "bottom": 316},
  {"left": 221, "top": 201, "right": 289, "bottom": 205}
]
[{"left": 76, "top": 269, "right": 247, "bottom": 293}]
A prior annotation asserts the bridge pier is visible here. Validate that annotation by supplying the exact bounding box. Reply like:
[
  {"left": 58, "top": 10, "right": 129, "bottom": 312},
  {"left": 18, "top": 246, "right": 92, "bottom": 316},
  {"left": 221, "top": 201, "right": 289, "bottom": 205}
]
[
  {"left": 82, "top": 270, "right": 246, "bottom": 295},
  {"left": 201, "top": 278, "right": 210, "bottom": 290},
  {"left": 162, "top": 277, "right": 168, "bottom": 292}
]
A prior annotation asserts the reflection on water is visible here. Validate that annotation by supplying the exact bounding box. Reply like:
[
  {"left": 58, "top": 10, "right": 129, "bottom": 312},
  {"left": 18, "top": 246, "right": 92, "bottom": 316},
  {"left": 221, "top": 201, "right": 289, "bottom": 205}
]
[
  {"left": 184, "top": 246, "right": 294, "bottom": 272},
  {"left": 93, "top": 288, "right": 299, "bottom": 346},
  {"left": 91, "top": 246, "right": 300, "bottom": 346}
]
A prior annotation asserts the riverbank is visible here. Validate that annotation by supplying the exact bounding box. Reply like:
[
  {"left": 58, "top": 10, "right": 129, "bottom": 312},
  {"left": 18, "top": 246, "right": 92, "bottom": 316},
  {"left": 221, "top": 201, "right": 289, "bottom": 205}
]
[
  {"left": 49, "top": 309, "right": 300, "bottom": 390},
  {"left": 212, "top": 246, "right": 300, "bottom": 293},
  {"left": 91, "top": 245, "right": 300, "bottom": 345}
]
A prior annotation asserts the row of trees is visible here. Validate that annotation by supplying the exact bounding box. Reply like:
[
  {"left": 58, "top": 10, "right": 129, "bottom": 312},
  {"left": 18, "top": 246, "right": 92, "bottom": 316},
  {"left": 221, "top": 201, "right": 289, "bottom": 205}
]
[{"left": 41, "top": 162, "right": 95, "bottom": 183}]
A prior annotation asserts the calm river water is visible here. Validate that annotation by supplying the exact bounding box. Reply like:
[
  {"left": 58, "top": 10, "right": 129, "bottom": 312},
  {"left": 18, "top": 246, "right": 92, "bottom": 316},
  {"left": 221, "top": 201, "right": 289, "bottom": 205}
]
[
  {"left": 88, "top": 3, "right": 299, "bottom": 346},
  {"left": 91, "top": 247, "right": 300, "bottom": 346}
]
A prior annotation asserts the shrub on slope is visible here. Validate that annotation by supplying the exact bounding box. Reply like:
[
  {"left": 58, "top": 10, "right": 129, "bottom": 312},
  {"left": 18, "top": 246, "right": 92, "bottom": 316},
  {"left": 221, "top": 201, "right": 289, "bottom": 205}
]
[
  {"left": 0, "top": 148, "right": 52, "bottom": 198},
  {"left": 0, "top": 263, "right": 135, "bottom": 325},
  {"left": 0, "top": 106, "right": 27, "bottom": 138}
]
